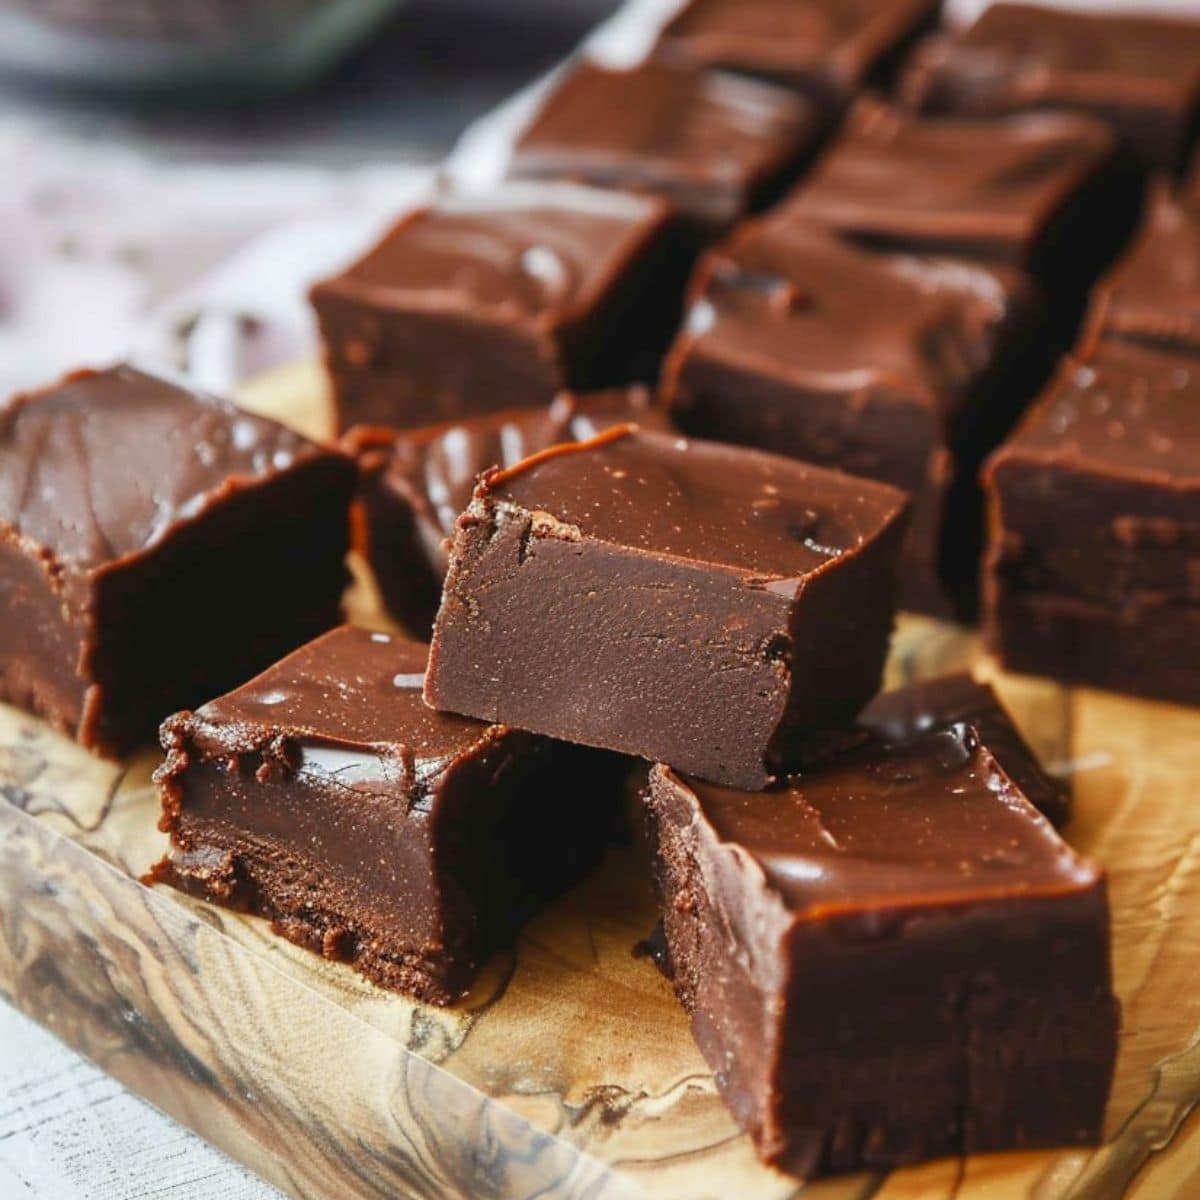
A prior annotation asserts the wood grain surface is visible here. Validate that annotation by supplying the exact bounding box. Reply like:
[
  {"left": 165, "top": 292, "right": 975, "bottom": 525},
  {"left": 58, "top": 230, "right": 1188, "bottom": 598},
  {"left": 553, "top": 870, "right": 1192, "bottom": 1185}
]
[{"left": 2, "top": 363, "right": 1199, "bottom": 1199}]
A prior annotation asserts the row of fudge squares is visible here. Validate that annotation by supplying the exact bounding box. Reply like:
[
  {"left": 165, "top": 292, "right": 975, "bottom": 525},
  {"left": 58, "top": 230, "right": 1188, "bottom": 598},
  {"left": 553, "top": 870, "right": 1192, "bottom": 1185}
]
[
  {"left": 318, "top": 88, "right": 1138, "bottom": 439},
  {"left": 656, "top": 0, "right": 1200, "bottom": 172},
  {"left": 148, "top": 623, "right": 1112, "bottom": 1177},
  {"left": 981, "top": 167, "right": 1200, "bottom": 705}
]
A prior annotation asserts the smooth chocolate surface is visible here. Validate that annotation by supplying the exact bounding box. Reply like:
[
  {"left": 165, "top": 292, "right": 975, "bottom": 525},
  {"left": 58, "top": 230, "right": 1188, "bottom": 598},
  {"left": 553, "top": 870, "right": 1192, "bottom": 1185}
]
[
  {"left": 860, "top": 672, "right": 1070, "bottom": 827},
  {"left": 663, "top": 216, "right": 1042, "bottom": 615},
  {"left": 645, "top": 725, "right": 1117, "bottom": 1176},
  {"left": 348, "top": 387, "right": 673, "bottom": 636},
  {"left": 425, "top": 427, "right": 908, "bottom": 789},
  {"left": 311, "top": 184, "right": 683, "bottom": 431},
  {"left": 653, "top": 0, "right": 939, "bottom": 107},
  {"left": 0, "top": 365, "right": 353, "bottom": 757},
  {"left": 900, "top": 3, "right": 1200, "bottom": 172},
  {"left": 984, "top": 342, "right": 1200, "bottom": 703},
  {"left": 151, "top": 627, "right": 621, "bottom": 1004},
  {"left": 508, "top": 60, "right": 824, "bottom": 239},
  {"left": 1087, "top": 179, "right": 1200, "bottom": 356},
  {"left": 779, "top": 98, "right": 1125, "bottom": 291}
]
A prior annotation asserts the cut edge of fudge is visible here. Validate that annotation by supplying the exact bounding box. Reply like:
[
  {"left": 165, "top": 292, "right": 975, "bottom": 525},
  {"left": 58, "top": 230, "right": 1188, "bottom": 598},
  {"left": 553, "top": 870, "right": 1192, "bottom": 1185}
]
[{"left": 425, "top": 426, "right": 908, "bottom": 789}]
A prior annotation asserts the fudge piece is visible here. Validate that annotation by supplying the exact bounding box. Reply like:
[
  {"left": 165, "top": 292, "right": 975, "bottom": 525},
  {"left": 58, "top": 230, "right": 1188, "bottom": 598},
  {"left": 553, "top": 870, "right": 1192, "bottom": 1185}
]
[
  {"left": 150, "top": 627, "right": 621, "bottom": 1004},
  {"left": 507, "top": 60, "right": 824, "bottom": 241},
  {"left": 652, "top": 0, "right": 939, "bottom": 109},
  {"left": 779, "top": 98, "right": 1129, "bottom": 300},
  {"left": 984, "top": 341, "right": 1200, "bottom": 704},
  {"left": 0, "top": 365, "right": 354, "bottom": 758},
  {"left": 1087, "top": 179, "right": 1200, "bottom": 357},
  {"left": 347, "top": 387, "right": 672, "bottom": 637},
  {"left": 311, "top": 184, "right": 683, "bottom": 431},
  {"left": 425, "top": 427, "right": 908, "bottom": 790},
  {"left": 900, "top": 4, "right": 1200, "bottom": 173},
  {"left": 662, "top": 216, "right": 1043, "bottom": 616},
  {"left": 861, "top": 672, "right": 1070, "bottom": 827},
  {"left": 645, "top": 725, "right": 1118, "bottom": 1177}
]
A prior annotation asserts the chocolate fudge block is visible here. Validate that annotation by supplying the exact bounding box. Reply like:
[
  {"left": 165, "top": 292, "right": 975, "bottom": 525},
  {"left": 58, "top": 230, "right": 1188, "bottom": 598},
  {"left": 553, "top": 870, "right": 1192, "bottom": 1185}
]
[
  {"left": 861, "top": 672, "right": 1070, "bottom": 827},
  {"left": 984, "top": 341, "right": 1200, "bottom": 704},
  {"left": 1087, "top": 179, "right": 1200, "bottom": 357},
  {"left": 0, "top": 365, "right": 353, "bottom": 758},
  {"left": 662, "top": 216, "right": 1043, "bottom": 616},
  {"left": 645, "top": 725, "right": 1117, "bottom": 1177},
  {"left": 311, "top": 184, "right": 683, "bottom": 432},
  {"left": 900, "top": 3, "right": 1200, "bottom": 173},
  {"left": 653, "top": 0, "right": 939, "bottom": 109},
  {"left": 779, "top": 98, "right": 1129, "bottom": 301},
  {"left": 425, "top": 427, "right": 908, "bottom": 790},
  {"left": 347, "top": 387, "right": 673, "bottom": 637},
  {"left": 507, "top": 60, "right": 825, "bottom": 241},
  {"left": 150, "top": 627, "right": 621, "bottom": 1004}
]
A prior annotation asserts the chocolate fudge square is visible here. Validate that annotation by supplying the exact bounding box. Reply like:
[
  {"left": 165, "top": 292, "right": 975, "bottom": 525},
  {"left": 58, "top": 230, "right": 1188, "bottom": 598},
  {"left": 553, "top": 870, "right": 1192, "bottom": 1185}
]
[
  {"left": 861, "top": 672, "right": 1070, "bottom": 827},
  {"left": 653, "top": 0, "right": 939, "bottom": 109},
  {"left": 780, "top": 98, "right": 1128, "bottom": 299},
  {"left": 1087, "top": 179, "right": 1200, "bottom": 357},
  {"left": 311, "top": 184, "right": 682, "bottom": 432},
  {"left": 347, "top": 387, "right": 672, "bottom": 637},
  {"left": 662, "top": 216, "right": 1043, "bottom": 616},
  {"left": 0, "top": 365, "right": 354, "bottom": 758},
  {"left": 507, "top": 60, "right": 825, "bottom": 241},
  {"left": 151, "top": 627, "right": 621, "bottom": 1004},
  {"left": 984, "top": 341, "right": 1200, "bottom": 705},
  {"left": 645, "top": 724, "right": 1117, "bottom": 1177},
  {"left": 900, "top": 3, "right": 1200, "bottom": 173},
  {"left": 425, "top": 427, "right": 908, "bottom": 790}
]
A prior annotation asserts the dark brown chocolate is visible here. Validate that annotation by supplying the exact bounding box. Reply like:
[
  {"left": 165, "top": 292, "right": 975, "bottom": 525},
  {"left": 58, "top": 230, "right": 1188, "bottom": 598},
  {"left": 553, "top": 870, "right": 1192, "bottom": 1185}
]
[
  {"left": 662, "top": 216, "right": 1044, "bottom": 616},
  {"left": 0, "top": 365, "right": 353, "bottom": 757},
  {"left": 347, "top": 387, "right": 673, "bottom": 636},
  {"left": 311, "top": 184, "right": 684, "bottom": 431},
  {"left": 150, "top": 627, "right": 622, "bottom": 1004},
  {"left": 653, "top": 0, "right": 939, "bottom": 109},
  {"left": 779, "top": 97, "right": 1128, "bottom": 299},
  {"left": 507, "top": 60, "right": 825, "bottom": 240},
  {"left": 984, "top": 341, "right": 1200, "bottom": 704},
  {"left": 1087, "top": 179, "right": 1200, "bottom": 357},
  {"left": 645, "top": 724, "right": 1117, "bottom": 1177},
  {"left": 425, "top": 427, "right": 908, "bottom": 790},
  {"left": 900, "top": 3, "right": 1200, "bottom": 173},
  {"left": 860, "top": 672, "right": 1070, "bottom": 827}
]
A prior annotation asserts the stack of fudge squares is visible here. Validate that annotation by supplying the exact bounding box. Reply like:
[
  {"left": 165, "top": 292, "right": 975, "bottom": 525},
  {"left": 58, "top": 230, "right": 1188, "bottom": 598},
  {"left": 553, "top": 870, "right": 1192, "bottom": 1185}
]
[{"left": 7, "top": 0, "right": 1200, "bottom": 1183}]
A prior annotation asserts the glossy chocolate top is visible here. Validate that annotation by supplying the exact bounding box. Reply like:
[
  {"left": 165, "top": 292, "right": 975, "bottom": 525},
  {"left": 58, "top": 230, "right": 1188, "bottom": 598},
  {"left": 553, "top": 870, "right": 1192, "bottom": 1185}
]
[
  {"left": 353, "top": 388, "right": 670, "bottom": 568},
  {"left": 993, "top": 341, "right": 1200, "bottom": 485},
  {"left": 677, "top": 216, "right": 1021, "bottom": 411},
  {"left": 188, "top": 626, "right": 496, "bottom": 768},
  {"left": 903, "top": 4, "right": 1200, "bottom": 111},
  {"left": 0, "top": 364, "right": 323, "bottom": 570},
  {"left": 510, "top": 61, "right": 820, "bottom": 224},
  {"left": 1090, "top": 181, "right": 1200, "bottom": 354},
  {"left": 656, "top": 0, "right": 937, "bottom": 93},
  {"left": 861, "top": 672, "right": 1068, "bottom": 826},
  {"left": 316, "top": 184, "right": 672, "bottom": 323},
  {"left": 781, "top": 98, "right": 1112, "bottom": 264},
  {"left": 479, "top": 426, "right": 907, "bottom": 581},
  {"left": 677, "top": 723, "right": 1096, "bottom": 914}
]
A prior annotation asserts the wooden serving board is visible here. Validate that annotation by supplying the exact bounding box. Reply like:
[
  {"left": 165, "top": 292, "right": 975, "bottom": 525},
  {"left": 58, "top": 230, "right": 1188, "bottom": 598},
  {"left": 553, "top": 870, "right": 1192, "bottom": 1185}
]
[{"left": 3, "top": 364, "right": 1200, "bottom": 1200}]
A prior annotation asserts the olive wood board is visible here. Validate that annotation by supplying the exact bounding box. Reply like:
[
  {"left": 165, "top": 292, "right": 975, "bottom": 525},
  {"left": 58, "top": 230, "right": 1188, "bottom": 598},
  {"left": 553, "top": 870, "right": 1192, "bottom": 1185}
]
[{"left": 2, "top": 361, "right": 1199, "bottom": 1200}]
